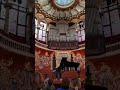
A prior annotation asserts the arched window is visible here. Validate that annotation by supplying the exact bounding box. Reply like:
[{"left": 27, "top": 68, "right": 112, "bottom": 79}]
[
  {"left": 35, "top": 19, "right": 47, "bottom": 42},
  {"left": 77, "top": 21, "right": 85, "bottom": 42},
  {"left": 35, "top": 18, "right": 38, "bottom": 39}
]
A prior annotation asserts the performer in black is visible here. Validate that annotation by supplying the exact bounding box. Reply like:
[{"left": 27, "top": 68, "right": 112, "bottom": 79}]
[
  {"left": 77, "top": 65, "right": 80, "bottom": 77},
  {"left": 53, "top": 67, "right": 61, "bottom": 79}
]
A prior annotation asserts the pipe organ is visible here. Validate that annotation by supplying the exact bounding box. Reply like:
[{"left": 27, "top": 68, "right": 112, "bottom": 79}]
[{"left": 47, "top": 20, "right": 80, "bottom": 49}]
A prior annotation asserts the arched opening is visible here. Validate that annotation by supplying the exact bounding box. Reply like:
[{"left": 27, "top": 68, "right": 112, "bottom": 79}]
[
  {"left": 77, "top": 21, "right": 85, "bottom": 43},
  {"left": 35, "top": 19, "right": 47, "bottom": 42}
]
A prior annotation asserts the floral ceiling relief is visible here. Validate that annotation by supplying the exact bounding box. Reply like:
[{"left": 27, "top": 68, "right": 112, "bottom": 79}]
[{"left": 35, "top": 0, "right": 85, "bottom": 21}]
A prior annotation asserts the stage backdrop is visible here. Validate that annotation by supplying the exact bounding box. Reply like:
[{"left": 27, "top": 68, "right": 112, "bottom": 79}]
[{"left": 35, "top": 46, "right": 85, "bottom": 80}]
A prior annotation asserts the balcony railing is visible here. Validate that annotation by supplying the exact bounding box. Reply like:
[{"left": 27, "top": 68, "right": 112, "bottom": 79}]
[
  {"left": 48, "top": 40, "right": 79, "bottom": 50},
  {"left": 0, "top": 33, "right": 31, "bottom": 53},
  {"left": 106, "top": 42, "right": 120, "bottom": 52}
]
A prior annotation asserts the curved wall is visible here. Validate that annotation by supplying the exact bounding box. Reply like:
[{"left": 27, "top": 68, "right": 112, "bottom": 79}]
[
  {"left": 35, "top": 46, "right": 85, "bottom": 80},
  {"left": 87, "top": 54, "right": 120, "bottom": 90},
  {"left": 0, "top": 46, "right": 34, "bottom": 89}
]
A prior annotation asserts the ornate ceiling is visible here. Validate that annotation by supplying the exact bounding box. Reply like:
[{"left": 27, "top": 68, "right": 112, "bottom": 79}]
[
  {"left": 35, "top": 0, "right": 85, "bottom": 22},
  {"left": 54, "top": 0, "right": 75, "bottom": 8}
]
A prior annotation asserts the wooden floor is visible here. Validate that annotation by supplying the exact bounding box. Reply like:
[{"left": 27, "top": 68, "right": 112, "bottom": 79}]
[{"left": 40, "top": 69, "right": 85, "bottom": 81}]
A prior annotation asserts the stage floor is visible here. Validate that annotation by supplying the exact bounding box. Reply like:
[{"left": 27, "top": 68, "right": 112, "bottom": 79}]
[{"left": 38, "top": 69, "right": 85, "bottom": 81}]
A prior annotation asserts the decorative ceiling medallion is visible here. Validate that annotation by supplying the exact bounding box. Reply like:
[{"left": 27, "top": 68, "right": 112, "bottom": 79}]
[
  {"left": 35, "top": 0, "right": 85, "bottom": 21},
  {"left": 54, "top": 0, "right": 75, "bottom": 8},
  {"left": 51, "top": 0, "right": 79, "bottom": 10}
]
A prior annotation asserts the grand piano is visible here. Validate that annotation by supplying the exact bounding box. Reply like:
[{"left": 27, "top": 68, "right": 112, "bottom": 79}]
[
  {"left": 57, "top": 57, "right": 80, "bottom": 71},
  {"left": 53, "top": 57, "right": 80, "bottom": 78}
]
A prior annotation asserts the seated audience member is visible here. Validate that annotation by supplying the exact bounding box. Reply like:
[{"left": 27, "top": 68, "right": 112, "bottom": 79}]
[
  {"left": 69, "top": 78, "right": 81, "bottom": 90},
  {"left": 44, "top": 78, "right": 48, "bottom": 85},
  {"left": 53, "top": 68, "right": 61, "bottom": 79},
  {"left": 57, "top": 78, "right": 70, "bottom": 90},
  {"left": 35, "top": 72, "right": 44, "bottom": 90},
  {"left": 42, "top": 78, "right": 56, "bottom": 90}
]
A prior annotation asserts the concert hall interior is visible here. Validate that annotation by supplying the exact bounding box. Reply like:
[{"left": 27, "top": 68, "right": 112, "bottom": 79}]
[
  {"left": 35, "top": 0, "right": 85, "bottom": 89},
  {"left": 0, "top": 0, "right": 120, "bottom": 90}
]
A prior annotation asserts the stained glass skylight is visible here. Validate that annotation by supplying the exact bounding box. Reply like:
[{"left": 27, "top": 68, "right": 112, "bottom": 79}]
[
  {"left": 55, "top": 0, "right": 74, "bottom": 6},
  {"left": 54, "top": 0, "right": 75, "bottom": 8}
]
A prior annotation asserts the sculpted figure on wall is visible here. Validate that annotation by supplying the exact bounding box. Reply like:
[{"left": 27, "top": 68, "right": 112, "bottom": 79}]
[
  {"left": 0, "top": 58, "right": 34, "bottom": 90},
  {"left": 0, "top": 58, "right": 13, "bottom": 90},
  {"left": 96, "top": 63, "right": 114, "bottom": 90},
  {"left": 76, "top": 53, "right": 85, "bottom": 69},
  {"left": 87, "top": 61, "right": 120, "bottom": 90},
  {"left": 20, "top": 62, "right": 34, "bottom": 90},
  {"left": 113, "top": 70, "right": 120, "bottom": 90},
  {"left": 43, "top": 52, "right": 51, "bottom": 66}
]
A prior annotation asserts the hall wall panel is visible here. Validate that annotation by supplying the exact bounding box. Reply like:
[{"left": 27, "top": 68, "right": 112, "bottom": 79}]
[{"left": 88, "top": 54, "right": 120, "bottom": 90}]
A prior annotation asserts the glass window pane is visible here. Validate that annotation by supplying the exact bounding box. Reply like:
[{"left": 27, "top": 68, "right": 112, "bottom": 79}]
[
  {"left": 78, "top": 31, "right": 81, "bottom": 36},
  {"left": 39, "top": 30, "right": 42, "bottom": 36},
  {"left": 36, "top": 21, "right": 47, "bottom": 41},
  {"left": 42, "top": 37, "right": 46, "bottom": 41},
  {"left": 110, "top": 10, "right": 120, "bottom": 35},
  {"left": 38, "top": 30, "right": 42, "bottom": 40},
  {"left": 103, "top": 26, "right": 111, "bottom": 37},
  {"left": 17, "top": 26, "right": 25, "bottom": 37},
  {"left": 38, "top": 35, "right": 42, "bottom": 40},
  {"left": 18, "top": 12, "right": 26, "bottom": 25},
  {"left": 9, "top": 9, "right": 17, "bottom": 34},
  {"left": 35, "top": 34, "right": 37, "bottom": 39},
  {"left": 9, "top": 22, "right": 17, "bottom": 34},
  {"left": 81, "top": 30, "right": 85, "bottom": 36},
  {"left": 0, "top": 4, "right": 6, "bottom": 19},
  {"left": 102, "top": 12, "right": 110, "bottom": 25},
  {"left": 0, "top": 19, "right": 5, "bottom": 30},
  {"left": 75, "top": 35, "right": 78, "bottom": 40},
  {"left": 55, "top": 0, "right": 74, "bottom": 6},
  {"left": 82, "top": 35, "right": 85, "bottom": 41},
  {"left": 78, "top": 37, "right": 81, "bottom": 42},
  {"left": 35, "top": 28, "right": 38, "bottom": 34},
  {"left": 43, "top": 30, "right": 46, "bottom": 36},
  {"left": 35, "top": 19, "right": 38, "bottom": 27}
]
